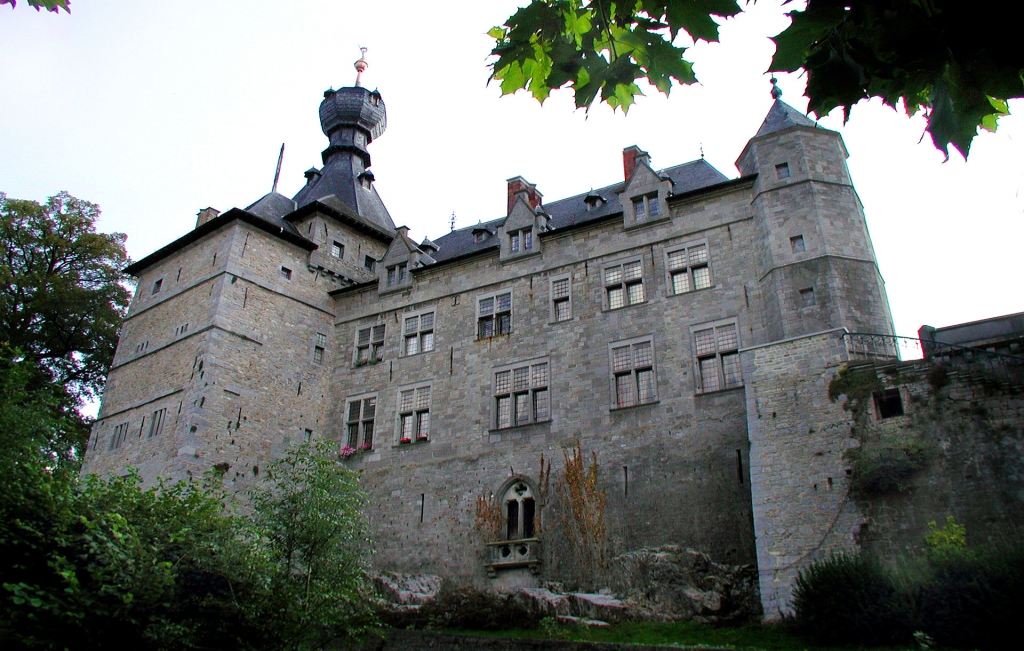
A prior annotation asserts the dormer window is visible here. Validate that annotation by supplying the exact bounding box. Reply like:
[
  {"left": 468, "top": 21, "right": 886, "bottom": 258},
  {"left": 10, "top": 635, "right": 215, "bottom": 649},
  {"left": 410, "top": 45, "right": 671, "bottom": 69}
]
[
  {"left": 509, "top": 229, "right": 533, "bottom": 254},
  {"left": 584, "top": 193, "right": 604, "bottom": 211},
  {"left": 474, "top": 230, "right": 489, "bottom": 243},
  {"left": 386, "top": 262, "right": 408, "bottom": 287},
  {"left": 632, "top": 194, "right": 660, "bottom": 222}
]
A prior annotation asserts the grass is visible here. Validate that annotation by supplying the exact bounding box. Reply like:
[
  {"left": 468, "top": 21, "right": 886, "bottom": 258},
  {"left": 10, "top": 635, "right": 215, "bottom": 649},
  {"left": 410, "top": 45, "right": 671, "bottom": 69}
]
[{"left": 443, "top": 620, "right": 917, "bottom": 651}]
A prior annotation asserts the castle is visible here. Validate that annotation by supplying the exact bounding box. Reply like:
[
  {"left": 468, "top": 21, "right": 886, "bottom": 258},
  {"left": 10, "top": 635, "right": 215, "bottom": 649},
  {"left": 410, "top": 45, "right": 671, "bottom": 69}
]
[{"left": 82, "top": 67, "right": 910, "bottom": 617}]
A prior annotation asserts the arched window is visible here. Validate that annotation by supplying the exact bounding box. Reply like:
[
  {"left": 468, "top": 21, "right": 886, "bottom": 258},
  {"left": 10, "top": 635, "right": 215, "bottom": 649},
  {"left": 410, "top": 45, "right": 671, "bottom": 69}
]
[{"left": 503, "top": 480, "right": 536, "bottom": 540}]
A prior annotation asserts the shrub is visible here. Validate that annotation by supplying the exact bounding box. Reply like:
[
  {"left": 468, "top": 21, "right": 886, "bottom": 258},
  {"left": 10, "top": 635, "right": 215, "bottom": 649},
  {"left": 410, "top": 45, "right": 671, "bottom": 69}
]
[
  {"left": 916, "top": 545, "right": 1024, "bottom": 650},
  {"left": 792, "top": 552, "right": 911, "bottom": 645}
]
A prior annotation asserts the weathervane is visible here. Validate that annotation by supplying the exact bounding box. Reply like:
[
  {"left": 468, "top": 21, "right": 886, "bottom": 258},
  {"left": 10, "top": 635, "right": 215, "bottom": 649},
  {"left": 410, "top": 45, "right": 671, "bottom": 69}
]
[
  {"left": 354, "top": 47, "right": 369, "bottom": 87},
  {"left": 449, "top": 211, "right": 456, "bottom": 232},
  {"left": 770, "top": 76, "right": 783, "bottom": 99}
]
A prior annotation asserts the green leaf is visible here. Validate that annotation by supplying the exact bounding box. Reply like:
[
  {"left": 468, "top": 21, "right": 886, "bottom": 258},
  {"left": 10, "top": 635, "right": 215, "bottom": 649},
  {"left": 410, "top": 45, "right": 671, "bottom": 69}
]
[{"left": 770, "top": 5, "right": 847, "bottom": 73}]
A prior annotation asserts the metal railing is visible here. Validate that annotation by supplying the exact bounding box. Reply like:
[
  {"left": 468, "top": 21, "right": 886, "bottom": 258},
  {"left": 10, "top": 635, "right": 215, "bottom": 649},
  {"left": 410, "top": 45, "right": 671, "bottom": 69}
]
[{"left": 843, "top": 332, "right": 1024, "bottom": 386}]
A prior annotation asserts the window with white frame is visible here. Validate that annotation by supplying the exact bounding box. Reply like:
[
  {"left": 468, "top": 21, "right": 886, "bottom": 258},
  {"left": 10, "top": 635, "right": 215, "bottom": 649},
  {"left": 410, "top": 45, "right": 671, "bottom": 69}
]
[
  {"left": 403, "top": 311, "right": 435, "bottom": 356},
  {"left": 477, "top": 291, "right": 512, "bottom": 338},
  {"left": 313, "top": 332, "right": 327, "bottom": 364},
  {"left": 609, "top": 338, "right": 657, "bottom": 408},
  {"left": 494, "top": 359, "right": 550, "bottom": 429},
  {"left": 604, "top": 258, "right": 645, "bottom": 310},
  {"left": 331, "top": 240, "right": 344, "bottom": 259},
  {"left": 631, "top": 194, "right": 660, "bottom": 222},
  {"left": 693, "top": 321, "right": 742, "bottom": 393},
  {"left": 509, "top": 228, "right": 533, "bottom": 254},
  {"left": 109, "top": 421, "right": 130, "bottom": 450},
  {"left": 398, "top": 384, "right": 432, "bottom": 442},
  {"left": 666, "top": 242, "right": 711, "bottom": 295},
  {"left": 386, "top": 262, "right": 408, "bottom": 287},
  {"left": 148, "top": 408, "right": 167, "bottom": 438},
  {"left": 549, "top": 274, "right": 571, "bottom": 322},
  {"left": 355, "top": 324, "right": 385, "bottom": 364},
  {"left": 345, "top": 395, "right": 376, "bottom": 449}
]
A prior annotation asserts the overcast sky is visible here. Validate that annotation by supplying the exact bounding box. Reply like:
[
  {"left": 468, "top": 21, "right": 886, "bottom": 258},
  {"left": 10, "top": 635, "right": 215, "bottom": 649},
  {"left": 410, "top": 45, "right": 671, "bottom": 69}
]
[{"left": 3, "top": 0, "right": 1022, "bottom": 342}]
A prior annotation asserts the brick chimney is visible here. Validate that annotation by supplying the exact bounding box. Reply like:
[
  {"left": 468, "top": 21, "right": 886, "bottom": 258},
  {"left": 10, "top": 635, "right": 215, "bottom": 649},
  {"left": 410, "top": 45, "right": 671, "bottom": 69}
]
[
  {"left": 506, "top": 176, "right": 543, "bottom": 214},
  {"left": 622, "top": 146, "right": 650, "bottom": 182},
  {"left": 196, "top": 207, "right": 220, "bottom": 228}
]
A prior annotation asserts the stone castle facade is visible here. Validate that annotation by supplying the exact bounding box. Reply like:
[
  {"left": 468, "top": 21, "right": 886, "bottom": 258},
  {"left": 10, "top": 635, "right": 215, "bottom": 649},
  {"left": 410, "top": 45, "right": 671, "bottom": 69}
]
[{"left": 83, "top": 79, "right": 906, "bottom": 617}]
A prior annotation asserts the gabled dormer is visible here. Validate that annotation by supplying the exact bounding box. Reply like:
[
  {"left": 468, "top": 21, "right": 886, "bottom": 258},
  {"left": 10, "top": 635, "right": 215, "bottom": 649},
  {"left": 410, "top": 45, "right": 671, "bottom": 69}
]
[
  {"left": 379, "top": 226, "right": 431, "bottom": 293},
  {"left": 499, "top": 176, "right": 548, "bottom": 261},
  {"left": 618, "top": 146, "right": 672, "bottom": 228}
]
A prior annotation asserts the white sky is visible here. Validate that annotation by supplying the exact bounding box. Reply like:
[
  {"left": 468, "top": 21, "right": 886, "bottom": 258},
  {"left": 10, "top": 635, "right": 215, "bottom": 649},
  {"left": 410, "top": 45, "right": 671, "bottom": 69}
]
[{"left": 3, "top": 0, "right": 1022, "bottom": 341}]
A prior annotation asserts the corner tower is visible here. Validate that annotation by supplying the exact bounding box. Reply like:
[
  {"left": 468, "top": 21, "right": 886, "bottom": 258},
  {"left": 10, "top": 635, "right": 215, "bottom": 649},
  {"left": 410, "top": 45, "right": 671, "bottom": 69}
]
[{"left": 737, "top": 89, "right": 894, "bottom": 340}]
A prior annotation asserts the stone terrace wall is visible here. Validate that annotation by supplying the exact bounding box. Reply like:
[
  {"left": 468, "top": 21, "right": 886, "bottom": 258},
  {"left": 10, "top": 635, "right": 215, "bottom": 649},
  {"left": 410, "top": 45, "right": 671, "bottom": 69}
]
[{"left": 847, "top": 359, "right": 1024, "bottom": 559}]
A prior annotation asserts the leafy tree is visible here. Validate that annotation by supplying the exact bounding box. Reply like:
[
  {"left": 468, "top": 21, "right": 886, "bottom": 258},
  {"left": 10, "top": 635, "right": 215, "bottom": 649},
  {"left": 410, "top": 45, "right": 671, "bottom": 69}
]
[
  {"left": 489, "top": 1, "right": 1022, "bottom": 158},
  {"left": 1, "top": 192, "right": 132, "bottom": 456},
  {"left": 244, "top": 442, "right": 378, "bottom": 650},
  {"left": 0, "top": 1, "right": 69, "bottom": 13}
]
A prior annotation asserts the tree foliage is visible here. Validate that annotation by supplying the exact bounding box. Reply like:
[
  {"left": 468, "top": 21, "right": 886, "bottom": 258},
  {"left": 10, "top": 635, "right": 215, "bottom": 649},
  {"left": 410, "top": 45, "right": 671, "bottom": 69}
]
[
  {"left": 0, "top": 354, "right": 374, "bottom": 651},
  {"left": 0, "top": 1, "right": 69, "bottom": 12},
  {"left": 490, "top": 1, "right": 1023, "bottom": 158},
  {"left": 1, "top": 192, "right": 132, "bottom": 453}
]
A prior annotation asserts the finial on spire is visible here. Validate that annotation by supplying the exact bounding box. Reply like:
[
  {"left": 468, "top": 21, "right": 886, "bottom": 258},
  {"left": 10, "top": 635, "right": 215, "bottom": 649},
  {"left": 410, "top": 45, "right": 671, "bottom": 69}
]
[
  {"left": 770, "top": 76, "right": 783, "bottom": 100},
  {"left": 354, "top": 47, "right": 369, "bottom": 87}
]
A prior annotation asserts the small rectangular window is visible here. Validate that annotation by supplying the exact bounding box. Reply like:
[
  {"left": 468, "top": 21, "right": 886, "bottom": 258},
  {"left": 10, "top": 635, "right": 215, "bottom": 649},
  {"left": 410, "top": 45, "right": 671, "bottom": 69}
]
[
  {"left": 493, "top": 359, "right": 550, "bottom": 429},
  {"left": 355, "top": 324, "right": 385, "bottom": 364},
  {"left": 152, "top": 279, "right": 163, "bottom": 295},
  {"left": 331, "top": 241, "right": 344, "bottom": 259},
  {"left": 609, "top": 338, "right": 657, "bottom": 408},
  {"left": 874, "top": 389, "right": 904, "bottom": 419},
  {"left": 648, "top": 196, "right": 660, "bottom": 217},
  {"left": 315, "top": 332, "right": 327, "bottom": 347},
  {"left": 800, "top": 287, "right": 816, "bottom": 307},
  {"left": 313, "top": 346, "right": 324, "bottom": 364},
  {"left": 280, "top": 266, "right": 292, "bottom": 280},
  {"left": 604, "top": 258, "right": 645, "bottom": 310},
  {"left": 693, "top": 321, "right": 742, "bottom": 393},
  {"left": 345, "top": 396, "right": 376, "bottom": 449},
  {"left": 478, "top": 291, "right": 512, "bottom": 338},
  {"left": 666, "top": 243, "right": 711, "bottom": 295},
  {"left": 776, "top": 162, "right": 790, "bottom": 179},
  {"left": 510, "top": 233, "right": 520, "bottom": 253},
  {"left": 148, "top": 408, "right": 167, "bottom": 438},
  {"left": 633, "top": 197, "right": 646, "bottom": 220},
  {"left": 404, "top": 311, "right": 435, "bottom": 356},
  {"left": 304, "top": 428, "right": 313, "bottom": 442},
  {"left": 364, "top": 255, "right": 376, "bottom": 272},
  {"left": 790, "top": 235, "right": 805, "bottom": 253},
  {"left": 398, "top": 385, "right": 432, "bottom": 442},
  {"left": 550, "top": 275, "right": 571, "bottom": 323},
  {"left": 387, "top": 262, "right": 408, "bottom": 287}
]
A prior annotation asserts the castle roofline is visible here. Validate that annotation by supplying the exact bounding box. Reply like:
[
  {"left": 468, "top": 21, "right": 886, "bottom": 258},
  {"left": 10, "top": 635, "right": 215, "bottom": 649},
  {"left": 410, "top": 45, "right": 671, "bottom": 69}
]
[
  {"left": 124, "top": 207, "right": 316, "bottom": 276},
  {"left": 285, "top": 197, "right": 394, "bottom": 244}
]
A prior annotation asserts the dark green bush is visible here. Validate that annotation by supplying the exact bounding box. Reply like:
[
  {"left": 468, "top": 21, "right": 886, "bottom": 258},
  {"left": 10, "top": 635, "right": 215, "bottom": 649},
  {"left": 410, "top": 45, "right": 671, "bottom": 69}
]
[
  {"left": 917, "top": 545, "right": 1024, "bottom": 649},
  {"left": 792, "top": 553, "right": 911, "bottom": 645}
]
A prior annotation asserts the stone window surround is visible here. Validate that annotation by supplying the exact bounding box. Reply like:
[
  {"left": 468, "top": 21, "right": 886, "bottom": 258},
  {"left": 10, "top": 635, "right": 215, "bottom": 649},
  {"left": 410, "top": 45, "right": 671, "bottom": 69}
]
[
  {"left": 800, "top": 287, "right": 816, "bottom": 308},
  {"left": 345, "top": 392, "right": 377, "bottom": 450},
  {"left": 548, "top": 273, "right": 572, "bottom": 323},
  {"left": 477, "top": 289, "right": 513, "bottom": 339},
  {"left": 508, "top": 228, "right": 533, "bottom": 254},
  {"left": 331, "top": 240, "right": 344, "bottom": 259},
  {"left": 691, "top": 319, "right": 742, "bottom": 394},
  {"left": 386, "top": 262, "right": 409, "bottom": 288},
  {"left": 313, "top": 331, "right": 327, "bottom": 364},
  {"left": 664, "top": 239, "right": 712, "bottom": 296},
  {"left": 602, "top": 255, "right": 647, "bottom": 311},
  {"left": 402, "top": 308, "right": 436, "bottom": 357},
  {"left": 491, "top": 356, "right": 551, "bottom": 430},
  {"left": 631, "top": 193, "right": 661, "bottom": 222},
  {"left": 353, "top": 323, "right": 386, "bottom": 366},
  {"left": 152, "top": 278, "right": 163, "bottom": 295},
  {"left": 607, "top": 335, "right": 658, "bottom": 410},
  {"left": 775, "top": 162, "right": 791, "bottom": 179},
  {"left": 790, "top": 234, "right": 806, "bottom": 253},
  {"left": 396, "top": 381, "right": 432, "bottom": 444}
]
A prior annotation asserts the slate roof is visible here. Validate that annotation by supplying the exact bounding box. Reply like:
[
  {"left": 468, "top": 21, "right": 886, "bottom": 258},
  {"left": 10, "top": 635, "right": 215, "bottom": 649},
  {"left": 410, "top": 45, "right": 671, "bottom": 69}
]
[
  {"left": 755, "top": 100, "right": 817, "bottom": 137},
  {"left": 429, "top": 159, "right": 730, "bottom": 264},
  {"left": 244, "top": 192, "right": 302, "bottom": 237},
  {"left": 292, "top": 161, "right": 396, "bottom": 234}
]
